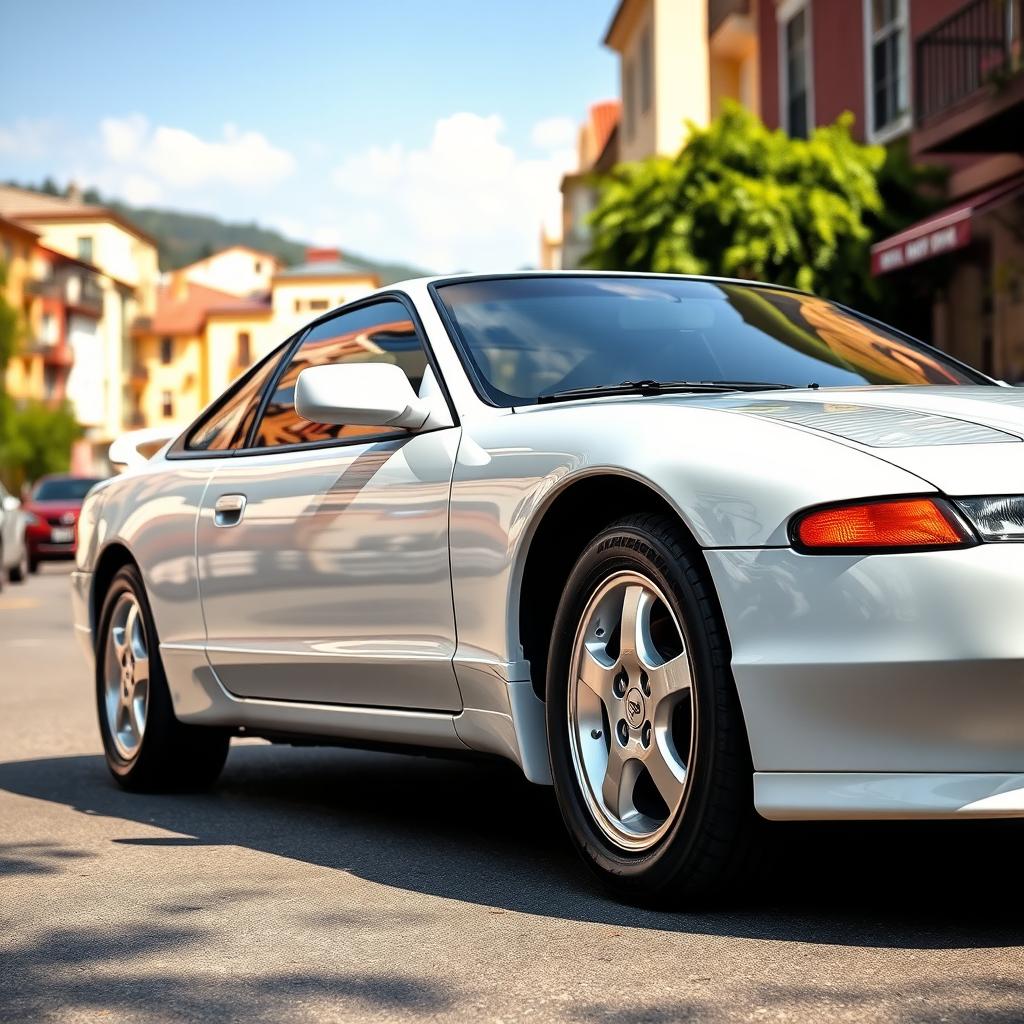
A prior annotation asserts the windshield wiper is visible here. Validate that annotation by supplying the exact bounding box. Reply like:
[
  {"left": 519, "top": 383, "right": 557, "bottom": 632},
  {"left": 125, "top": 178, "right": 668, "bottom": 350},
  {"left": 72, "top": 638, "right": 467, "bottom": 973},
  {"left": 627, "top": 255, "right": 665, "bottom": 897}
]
[{"left": 536, "top": 379, "right": 799, "bottom": 404}]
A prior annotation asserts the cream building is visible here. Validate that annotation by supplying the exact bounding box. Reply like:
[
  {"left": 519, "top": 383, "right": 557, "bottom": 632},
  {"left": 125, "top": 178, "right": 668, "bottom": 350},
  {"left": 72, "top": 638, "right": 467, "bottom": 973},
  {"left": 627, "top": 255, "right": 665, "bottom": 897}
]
[
  {"left": 604, "top": 0, "right": 759, "bottom": 162},
  {"left": 181, "top": 245, "right": 280, "bottom": 298},
  {"left": 557, "top": 100, "right": 622, "bottom": 270},
  {"left": 271, "top": 248, "right": 380, "bottom": 338}
]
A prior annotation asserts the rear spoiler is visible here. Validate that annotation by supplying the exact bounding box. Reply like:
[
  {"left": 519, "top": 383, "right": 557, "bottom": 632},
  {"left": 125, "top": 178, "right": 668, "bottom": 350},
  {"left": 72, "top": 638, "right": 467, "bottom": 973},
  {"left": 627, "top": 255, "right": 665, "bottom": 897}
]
[{"left": 108, "top": 426, "right": 181, "bottom": 469}]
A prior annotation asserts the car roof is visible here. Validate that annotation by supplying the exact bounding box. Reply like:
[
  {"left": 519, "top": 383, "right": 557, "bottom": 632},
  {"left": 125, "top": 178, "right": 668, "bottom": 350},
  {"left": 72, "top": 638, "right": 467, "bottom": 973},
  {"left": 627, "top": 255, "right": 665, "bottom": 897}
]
[{"left": 385, "top": 270, "right": 815, "bottom": 299}]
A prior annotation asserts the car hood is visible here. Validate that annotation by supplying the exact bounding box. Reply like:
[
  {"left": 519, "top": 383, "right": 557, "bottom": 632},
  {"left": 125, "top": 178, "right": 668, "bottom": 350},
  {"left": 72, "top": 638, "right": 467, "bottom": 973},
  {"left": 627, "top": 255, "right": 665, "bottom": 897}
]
[
  {"left": 26, "top": 500, "right": 83, "bottom": 518},
  {"left": 683, "top": 385, "right": 1024, "bottom": 495}
]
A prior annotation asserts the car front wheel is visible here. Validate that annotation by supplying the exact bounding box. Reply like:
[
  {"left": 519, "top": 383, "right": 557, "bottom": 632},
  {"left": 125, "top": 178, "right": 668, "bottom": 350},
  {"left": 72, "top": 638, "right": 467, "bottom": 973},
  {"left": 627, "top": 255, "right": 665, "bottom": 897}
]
[
  {"left": 546, "top": 513, "right": 761, "bottom": 904},
  {"left": 97, "top": 564, "right": 229, "bottom": 791}
]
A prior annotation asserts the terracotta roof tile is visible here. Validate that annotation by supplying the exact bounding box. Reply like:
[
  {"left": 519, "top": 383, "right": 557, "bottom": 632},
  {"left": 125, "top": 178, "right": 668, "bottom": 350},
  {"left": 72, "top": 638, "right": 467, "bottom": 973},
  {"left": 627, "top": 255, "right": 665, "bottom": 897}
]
[{"left": 142, "top": 279, "right": 270, "bottom": 336}]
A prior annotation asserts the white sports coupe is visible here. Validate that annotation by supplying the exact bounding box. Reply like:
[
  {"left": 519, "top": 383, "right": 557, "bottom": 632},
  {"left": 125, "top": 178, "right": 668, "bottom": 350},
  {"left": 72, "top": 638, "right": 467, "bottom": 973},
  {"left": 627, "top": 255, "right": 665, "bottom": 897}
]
[{"left": 72, "top": 273, "right": 1024, "bottom": 902}]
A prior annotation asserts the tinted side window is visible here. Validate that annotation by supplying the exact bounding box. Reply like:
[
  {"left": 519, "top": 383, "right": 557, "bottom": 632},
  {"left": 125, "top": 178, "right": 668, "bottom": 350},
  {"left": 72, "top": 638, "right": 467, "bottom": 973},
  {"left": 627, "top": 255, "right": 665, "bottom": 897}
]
[
  {"left": 252, "top": 300, "right": 428, "bottom": 449},
  {"left": 187, "top": 344, "right": 287, "bottom": 451}
]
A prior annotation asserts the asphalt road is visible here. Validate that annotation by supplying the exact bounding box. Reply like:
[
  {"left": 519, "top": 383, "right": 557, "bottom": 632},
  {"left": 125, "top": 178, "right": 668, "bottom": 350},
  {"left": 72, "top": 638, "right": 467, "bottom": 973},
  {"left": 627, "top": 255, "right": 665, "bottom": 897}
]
[{"left": 2, "top": 566, "right": 1024, "bottom": 1023}]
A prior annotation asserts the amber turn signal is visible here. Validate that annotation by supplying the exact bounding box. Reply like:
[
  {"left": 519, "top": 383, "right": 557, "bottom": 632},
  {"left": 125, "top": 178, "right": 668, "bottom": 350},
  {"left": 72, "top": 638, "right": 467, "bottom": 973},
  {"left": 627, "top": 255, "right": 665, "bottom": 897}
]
[{"left": 793, "top": 497, "right": 974, "bottom": 552}]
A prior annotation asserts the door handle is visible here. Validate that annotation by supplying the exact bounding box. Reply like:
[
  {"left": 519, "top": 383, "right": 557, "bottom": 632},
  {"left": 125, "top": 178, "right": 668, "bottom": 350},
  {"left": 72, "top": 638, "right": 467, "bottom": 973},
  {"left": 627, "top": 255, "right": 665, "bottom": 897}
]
[{"left": 214, "top": 493, "right": 247, "bottom": 528}]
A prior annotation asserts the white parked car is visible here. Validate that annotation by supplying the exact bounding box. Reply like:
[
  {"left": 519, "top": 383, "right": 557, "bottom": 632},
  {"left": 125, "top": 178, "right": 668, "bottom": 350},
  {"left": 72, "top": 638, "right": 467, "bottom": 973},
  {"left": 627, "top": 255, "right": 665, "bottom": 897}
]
[
  {"left": 72, "top": 273, "right": 1024, "bottom": 902},
  {"left": 0, "top": 481, "right": 29, "bottom": 588}
]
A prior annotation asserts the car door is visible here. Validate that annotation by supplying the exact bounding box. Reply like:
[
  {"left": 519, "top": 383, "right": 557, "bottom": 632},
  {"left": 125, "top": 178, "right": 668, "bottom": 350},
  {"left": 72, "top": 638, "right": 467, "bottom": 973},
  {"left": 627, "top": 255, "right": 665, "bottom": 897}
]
[{"left": 195, "top": 297, "right": 464, "bottom": 712}]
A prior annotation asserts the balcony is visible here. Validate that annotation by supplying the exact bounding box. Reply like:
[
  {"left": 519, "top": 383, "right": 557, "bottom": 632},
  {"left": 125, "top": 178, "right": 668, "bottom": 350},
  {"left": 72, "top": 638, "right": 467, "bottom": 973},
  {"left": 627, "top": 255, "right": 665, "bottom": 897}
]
[
  {"left": 709, "top": 0, "right": 749, "bottom": 36},
  {"left": 914, "top": 0, "right": 1024, "bottom": 154},
  {"left": 26, "top": 340, "right": 74, "bottom": 368},
  {"left": 128, "top": 363, "right": 149, "bottom": 385},
  {"left": 25, "top": 273, "right": 103, "bottom": 317}
]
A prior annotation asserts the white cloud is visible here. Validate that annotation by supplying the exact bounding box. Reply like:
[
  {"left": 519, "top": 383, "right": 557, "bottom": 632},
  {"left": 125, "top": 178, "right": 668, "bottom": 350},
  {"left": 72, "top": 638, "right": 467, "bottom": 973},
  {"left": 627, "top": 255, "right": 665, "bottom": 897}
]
[
  {"left": 531, "top": 116, "right": 577, "bottom": 152},
  {"left": 330, "top": 112, "right": 575, "bottom": 271},
  {"left": 99, "top": 115, "right": 295, "bottom": 190},
  {"left": 120, "top": 173, "right": 163, "bottom": 206},
  {"left": 0, "top": 118, "right": 57, "bottom": 158}
]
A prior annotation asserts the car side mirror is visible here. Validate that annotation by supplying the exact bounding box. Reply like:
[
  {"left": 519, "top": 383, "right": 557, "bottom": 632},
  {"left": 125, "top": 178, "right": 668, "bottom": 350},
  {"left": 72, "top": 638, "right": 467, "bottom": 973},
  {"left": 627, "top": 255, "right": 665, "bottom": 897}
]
[{"left": 295, "top": 363, "right": 430, "bottom": 431}]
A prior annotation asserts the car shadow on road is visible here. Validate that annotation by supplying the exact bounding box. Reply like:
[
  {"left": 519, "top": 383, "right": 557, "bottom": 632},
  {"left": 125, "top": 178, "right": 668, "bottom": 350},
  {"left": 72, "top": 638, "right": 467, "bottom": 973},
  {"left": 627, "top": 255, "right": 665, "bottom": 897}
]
[{"left": 1, "top": 742, "right": 1022, "bottom": 950}]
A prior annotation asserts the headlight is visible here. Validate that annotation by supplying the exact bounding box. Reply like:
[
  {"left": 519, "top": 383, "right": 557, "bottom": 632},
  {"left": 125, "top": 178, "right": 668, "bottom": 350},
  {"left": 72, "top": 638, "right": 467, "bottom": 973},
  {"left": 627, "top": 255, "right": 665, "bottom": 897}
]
[{"left": 954, "top": 496, "right": 1024, "bottom": 541}]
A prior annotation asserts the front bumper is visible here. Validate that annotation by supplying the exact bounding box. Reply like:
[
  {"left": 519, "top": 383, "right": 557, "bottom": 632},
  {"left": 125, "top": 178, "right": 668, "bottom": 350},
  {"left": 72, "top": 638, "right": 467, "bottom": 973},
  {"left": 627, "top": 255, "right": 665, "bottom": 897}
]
[{"left": 706, "top": 544, "right": 1024, "bottom": 818}]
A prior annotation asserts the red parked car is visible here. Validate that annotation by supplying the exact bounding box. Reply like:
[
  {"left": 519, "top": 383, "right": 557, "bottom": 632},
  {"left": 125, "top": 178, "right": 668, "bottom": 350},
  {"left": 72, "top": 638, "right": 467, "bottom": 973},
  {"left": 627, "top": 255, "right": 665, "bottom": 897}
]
[{"left": 23, "top": 474, "right": 106, "bottom": 571}]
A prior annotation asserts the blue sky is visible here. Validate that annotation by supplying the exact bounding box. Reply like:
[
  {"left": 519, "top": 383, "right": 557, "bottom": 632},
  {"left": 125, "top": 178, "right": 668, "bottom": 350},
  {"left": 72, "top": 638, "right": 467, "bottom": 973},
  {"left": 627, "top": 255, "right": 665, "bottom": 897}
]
[{"left": 0, "top": 0, "right": 618, "bottom": 271}]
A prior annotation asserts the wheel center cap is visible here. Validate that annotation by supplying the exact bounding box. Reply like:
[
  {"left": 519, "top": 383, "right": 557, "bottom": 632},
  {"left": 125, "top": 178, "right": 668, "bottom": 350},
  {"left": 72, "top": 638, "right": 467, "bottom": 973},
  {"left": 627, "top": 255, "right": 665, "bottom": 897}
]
[{"left": 624, "top": 686, "right": 645, "bottom": 729}]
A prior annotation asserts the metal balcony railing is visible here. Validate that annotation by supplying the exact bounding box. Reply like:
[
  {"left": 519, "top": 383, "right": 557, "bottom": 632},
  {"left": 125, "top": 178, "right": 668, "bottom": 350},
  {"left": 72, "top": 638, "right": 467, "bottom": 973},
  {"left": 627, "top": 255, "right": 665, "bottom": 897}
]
[{"left": 916, "top": 0, "right": 1022, "bottom": 125}]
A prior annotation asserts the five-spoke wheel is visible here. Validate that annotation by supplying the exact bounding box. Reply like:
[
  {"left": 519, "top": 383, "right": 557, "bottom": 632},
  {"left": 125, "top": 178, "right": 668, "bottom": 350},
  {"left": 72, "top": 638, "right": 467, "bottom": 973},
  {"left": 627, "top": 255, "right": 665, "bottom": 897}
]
[
  {"left": 569, "top": 572, "right": 696, "bottom": 851},
  {"left": 103, "top": 592, "right": 151, "bottom": 760},
  {"left": 96, "top": 564, "right": 229, "bottom": 790},
  {"left": 546, "top": 514, "right": 759, "bottom": 902}
]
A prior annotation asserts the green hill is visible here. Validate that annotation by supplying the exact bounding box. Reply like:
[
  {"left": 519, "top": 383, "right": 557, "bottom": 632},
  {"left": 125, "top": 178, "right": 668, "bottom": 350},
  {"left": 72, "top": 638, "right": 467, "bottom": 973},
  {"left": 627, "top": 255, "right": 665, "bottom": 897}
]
[{"left": 4, "top": 179, "right": 430, "bottom": 284}]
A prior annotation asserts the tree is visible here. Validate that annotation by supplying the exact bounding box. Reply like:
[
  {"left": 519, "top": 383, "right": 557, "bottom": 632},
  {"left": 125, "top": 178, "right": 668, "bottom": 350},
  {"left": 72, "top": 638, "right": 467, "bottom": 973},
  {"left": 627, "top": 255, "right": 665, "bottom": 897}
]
[
  {"left": 0, "top": 261, "right": 81, "bottom": 490},
  {"left": 1, "top": 400, "right": 81, "bottom": 489},
  {"left": 585, "top": 102, "right": 887, "bottom": 303}
]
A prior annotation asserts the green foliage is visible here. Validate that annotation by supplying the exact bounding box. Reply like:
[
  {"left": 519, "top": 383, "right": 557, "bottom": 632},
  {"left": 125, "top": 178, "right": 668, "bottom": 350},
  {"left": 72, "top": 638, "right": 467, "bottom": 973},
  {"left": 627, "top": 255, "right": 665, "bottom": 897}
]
[
  {"left": 585, "top": 103, "right": 887, "bottom": 301},
  {"left": 0, "top": 261, "right": 78, "bottom": 489},
  {"left": 0, "top": 400, "right": 81, "bottom": 489}
]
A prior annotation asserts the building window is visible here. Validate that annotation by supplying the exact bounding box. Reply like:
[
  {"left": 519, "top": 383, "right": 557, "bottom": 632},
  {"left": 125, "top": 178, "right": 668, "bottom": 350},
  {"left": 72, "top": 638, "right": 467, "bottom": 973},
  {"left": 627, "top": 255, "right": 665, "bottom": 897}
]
[
  {"left": 161, "top": 390, "right": 174, "bottom": 418},
  {"left": 624, "top": 58, "right": 637, "bottom": 140},
  {"left": 780, "top": 0, "right": 812, "bottom": 138},
  {"left": 308, "top": 299, "right": 328, "bottom": 311},
  {"left": 237, "top": 331, "right": 252, "bottom": 366},
  {"left": 254, "top": 260, "right": 262, "bottom": 274},
  {"left": 865, "top": 0, "right": 910, "bottom": 141},
  {"left": 160, "top": 336, "right": 174, "bottom": 365},
  {"left": 639, "top": 26, "right": 653, "bottom": 114},
  {"left": 77, "top": 236, "right": 94, "bottom": 263}
]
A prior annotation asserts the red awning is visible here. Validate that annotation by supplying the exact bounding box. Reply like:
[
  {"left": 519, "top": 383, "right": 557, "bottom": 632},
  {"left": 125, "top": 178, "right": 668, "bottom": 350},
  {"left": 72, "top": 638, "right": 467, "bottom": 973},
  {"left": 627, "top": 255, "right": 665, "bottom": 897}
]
[{"left": 871, "top": 174, "right": 1024, "bottom": 277}]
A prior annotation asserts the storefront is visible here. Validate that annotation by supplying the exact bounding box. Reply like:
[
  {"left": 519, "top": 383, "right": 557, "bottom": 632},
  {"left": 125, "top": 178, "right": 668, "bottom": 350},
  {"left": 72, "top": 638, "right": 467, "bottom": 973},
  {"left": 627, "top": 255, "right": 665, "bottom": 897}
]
[{"left": 871, "top": 174, "right": 1024, "bottom": 380}]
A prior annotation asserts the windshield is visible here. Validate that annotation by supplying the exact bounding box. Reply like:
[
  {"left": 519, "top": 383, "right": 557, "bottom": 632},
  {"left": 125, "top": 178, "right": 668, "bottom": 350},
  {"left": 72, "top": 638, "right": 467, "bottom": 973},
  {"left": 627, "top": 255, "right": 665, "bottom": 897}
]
[
  {"left": 434, "top": 277, "right": 987, "bottom": 405},
  {"left": 32, "top": 477, "right": 104, "bottom": 502}
]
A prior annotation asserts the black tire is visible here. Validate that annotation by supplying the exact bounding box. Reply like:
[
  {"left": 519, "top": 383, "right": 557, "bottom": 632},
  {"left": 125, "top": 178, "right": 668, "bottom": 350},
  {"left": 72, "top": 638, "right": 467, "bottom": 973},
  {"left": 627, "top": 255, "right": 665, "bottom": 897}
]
[
  {"left": 9, "top": 543, "right": 29, "bottom": 583},
  {"left": 545, "top": 513, "right": 761, "bottom": 904},
  {"left": 96, "top": 564, "right": 230, "bottom": 791}
]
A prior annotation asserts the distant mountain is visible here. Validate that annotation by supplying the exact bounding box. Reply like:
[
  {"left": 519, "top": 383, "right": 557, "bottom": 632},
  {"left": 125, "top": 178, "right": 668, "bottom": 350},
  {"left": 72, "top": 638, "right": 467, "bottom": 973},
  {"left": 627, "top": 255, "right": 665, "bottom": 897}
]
[{"left": 3, "top": 179, "right": 430, "bottom": 284}]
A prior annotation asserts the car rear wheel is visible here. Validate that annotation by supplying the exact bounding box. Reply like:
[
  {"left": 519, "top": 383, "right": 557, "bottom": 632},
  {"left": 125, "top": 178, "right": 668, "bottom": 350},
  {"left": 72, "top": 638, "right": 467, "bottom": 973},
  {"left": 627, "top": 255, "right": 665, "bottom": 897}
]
[
  {"left": 9, "top": 543, "right": 29, "bottom": 583},
  {"left": 546, "top": 513, "right": 761, "bottom": 904},
  {"left": 97, "top": 564, "right": 229, "bottom": 791}
]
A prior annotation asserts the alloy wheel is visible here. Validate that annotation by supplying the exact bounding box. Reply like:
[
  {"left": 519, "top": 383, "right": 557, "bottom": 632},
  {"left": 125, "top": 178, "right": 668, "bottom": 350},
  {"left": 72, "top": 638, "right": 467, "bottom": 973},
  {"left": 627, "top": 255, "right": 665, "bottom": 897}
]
[
  {"left": 103, "top": 591, "right": 150, "bottom": 760},
  {"left": 567, "top": 571, "right": 697, "bottom": 852}
]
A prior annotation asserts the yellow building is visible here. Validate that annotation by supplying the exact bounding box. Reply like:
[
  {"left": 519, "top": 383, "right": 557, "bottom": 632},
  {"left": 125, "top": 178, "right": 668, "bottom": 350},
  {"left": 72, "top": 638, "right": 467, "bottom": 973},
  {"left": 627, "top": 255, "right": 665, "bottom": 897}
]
[
  {"left": 547, "top": 2, "right": 760, "bottom": 270},
  {"left": 1, "top": 215, "right": 40, "bottom": 399},
  {"left": 131, "top": 274, "right": 271, "bottom": 429},
  {"left": 0, "top": 185, "right": 159, "bottom": 469},
  {"left": 605, "top": 0, "right": 759, "bottom": 163}
]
